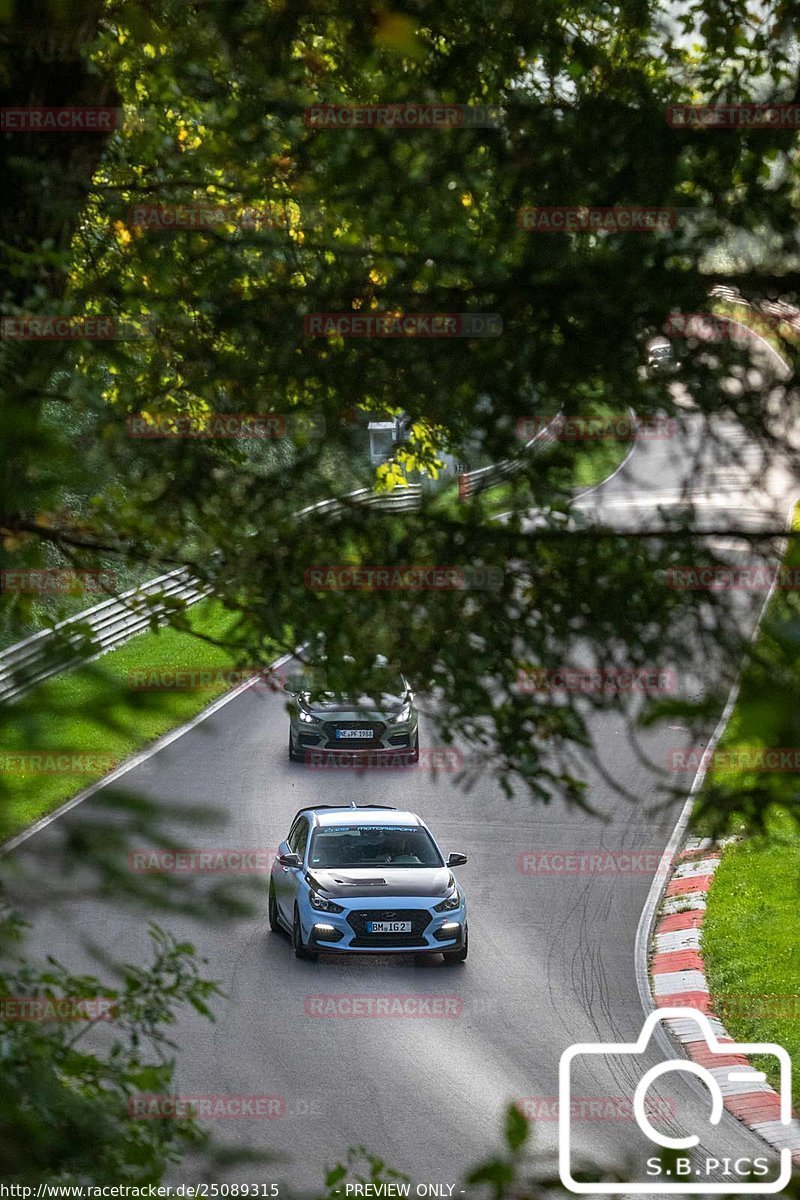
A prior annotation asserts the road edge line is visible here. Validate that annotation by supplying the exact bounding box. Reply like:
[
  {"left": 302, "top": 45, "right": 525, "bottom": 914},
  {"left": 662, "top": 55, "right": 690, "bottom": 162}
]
[
  {"left": 634, "top": 508, "right": 794, "bottom": 1138},
  {"left": 0, "top": 651, "right": 297, "bottom": 857}
]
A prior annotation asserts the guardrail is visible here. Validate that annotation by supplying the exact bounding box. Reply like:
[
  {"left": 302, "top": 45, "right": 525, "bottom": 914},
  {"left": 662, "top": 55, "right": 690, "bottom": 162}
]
[
  {"left": 0, "top": 569, "right": 209, "bottom": 705},
  {"left": 709, "top": 283, "right": 800, "bottom": 331},
  {"left": 295, "top": 484, "right": 422, "bottom": 519},
  {"left": 456, "top": 417, "right": 562, "bottom": 500},
  {"left": 0, "top": 485, "right": 424, "bottom": 705}
]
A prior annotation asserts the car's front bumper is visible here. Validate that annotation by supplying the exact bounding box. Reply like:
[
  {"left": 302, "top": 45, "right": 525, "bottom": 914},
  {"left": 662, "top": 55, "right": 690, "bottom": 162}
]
[
  {"left": 291, "top": 716, "right": 418, "bottom": 758},
  {"left": 300, "top": 897, "right": 466, "bottom": 954}
]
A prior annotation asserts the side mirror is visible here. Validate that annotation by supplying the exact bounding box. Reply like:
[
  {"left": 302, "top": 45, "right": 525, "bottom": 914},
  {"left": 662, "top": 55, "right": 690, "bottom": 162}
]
[
  {"left": 447, "top": 852, "right": 468, "bottom": 867},
  {"left": 279, "top": 852, "right": 302, "bottom": 869}
]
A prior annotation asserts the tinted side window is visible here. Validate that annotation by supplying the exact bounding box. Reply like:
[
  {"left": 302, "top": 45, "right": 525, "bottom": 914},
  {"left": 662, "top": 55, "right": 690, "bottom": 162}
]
[{"left": 288, "top": 817, "right": 309, "bottom": 859}]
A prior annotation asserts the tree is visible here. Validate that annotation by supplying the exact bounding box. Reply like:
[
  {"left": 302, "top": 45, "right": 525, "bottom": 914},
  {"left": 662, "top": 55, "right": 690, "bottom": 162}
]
[
  {"left": 0, "top": 918, "right": 221, "bottom": 1182},
  {"left": 3, "top": 0, "right": 800, "bottom": 1181}
]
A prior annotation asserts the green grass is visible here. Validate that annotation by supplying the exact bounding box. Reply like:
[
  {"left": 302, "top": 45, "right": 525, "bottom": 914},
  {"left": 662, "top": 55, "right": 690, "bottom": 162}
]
[
  {"left": 711, "top": 299, "right": 797, "bottom": 360},
  {"left": 691, "top": 501, "right": 800, "bottom": 1099},
  {"left": 702, "top": 822, "right": 800, "bottom": 1106},
  {"left": 430, "top": 406, "right": 633, "bottom": 520},
  {"left": 689, "top": 500, "right": 800, "bottom": 839},
  {"left": 0, "top": 599, "right": 280, "bottom": 839}
]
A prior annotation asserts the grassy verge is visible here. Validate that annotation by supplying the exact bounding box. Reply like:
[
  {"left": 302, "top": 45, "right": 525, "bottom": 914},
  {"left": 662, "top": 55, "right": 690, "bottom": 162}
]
[
  {"left": 711, "top": 299, "right": 798, "bottom": 359},
  {"left": 701, "top": 823, "right": 800, "bottom": 1106},
  {"left": 430, "top": 405, "right": 633, "bottom": 520},
  {"left": 691, "top": 502, "right": 800, "bottom": 1101},
  {"left": 0, "top": 599, "right": 281, "bottom": 840}
]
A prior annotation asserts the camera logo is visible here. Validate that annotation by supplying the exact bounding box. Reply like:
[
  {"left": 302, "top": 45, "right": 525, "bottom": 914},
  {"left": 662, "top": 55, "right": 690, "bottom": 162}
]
[{"left": 559, "top": 1007, "right": 792, "bottom": 1193}]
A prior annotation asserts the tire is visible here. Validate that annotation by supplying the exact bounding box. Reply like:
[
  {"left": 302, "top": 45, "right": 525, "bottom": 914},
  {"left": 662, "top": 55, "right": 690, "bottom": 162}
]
[
  {"left": 408, "top": 731, "right": 420, "bottom": 764},
  {"left": 293, "top": 905, "right": 317, "bottom": 961},
  {"left": 288, "top": 729, "right": 302, "bottom": 762},
  {"left": 442, "top": 925, "right": 468, "bottom": 965},
  {"left": 268, "top": 880, "right": 280, "bottom": 932}
]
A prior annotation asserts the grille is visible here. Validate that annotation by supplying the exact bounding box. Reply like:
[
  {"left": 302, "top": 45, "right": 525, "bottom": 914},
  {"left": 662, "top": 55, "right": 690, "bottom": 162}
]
[
  {"left": 347, "top": 908, "right": 431, "bottom": 947},
  {"left": 323, "top": 721, "right": 386, "bottom": 747}
]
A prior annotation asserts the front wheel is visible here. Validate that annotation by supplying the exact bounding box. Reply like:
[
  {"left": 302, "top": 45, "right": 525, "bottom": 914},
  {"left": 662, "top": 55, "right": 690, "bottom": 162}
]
[
  {"left": 293, "top": 906, "right": 318, "bottom": 960},
  {"left": 268, "top": 880, "right": 280, "bottom": 932},
  {"left": 408, "top": 731, "right": 420, "bottom": 764},
  {"left": 442, "top": 925, "right": 468, "bottom": 965},
  {"left": 288, "top": 729, "right": 302, "bottom": 762}
]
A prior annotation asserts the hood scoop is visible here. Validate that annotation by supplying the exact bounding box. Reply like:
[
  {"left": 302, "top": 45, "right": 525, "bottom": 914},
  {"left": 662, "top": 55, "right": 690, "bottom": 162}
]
[{"left": 332, "top": 876, "right": 387, "bottom": 886}]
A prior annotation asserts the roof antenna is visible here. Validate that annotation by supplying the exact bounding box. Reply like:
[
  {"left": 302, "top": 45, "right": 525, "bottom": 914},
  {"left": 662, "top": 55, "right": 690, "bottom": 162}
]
[{"left": 349, "top": 801, "right": 358, "bottom": 808}]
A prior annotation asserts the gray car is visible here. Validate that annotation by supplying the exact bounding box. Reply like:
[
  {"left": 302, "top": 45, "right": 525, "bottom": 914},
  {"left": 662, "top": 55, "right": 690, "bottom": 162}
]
[
  {"left": 646, "top": 341, "right": 680, "bottom": 376},
  {"left": 286, "top": 659, "right": 419, "bottom": 763}
]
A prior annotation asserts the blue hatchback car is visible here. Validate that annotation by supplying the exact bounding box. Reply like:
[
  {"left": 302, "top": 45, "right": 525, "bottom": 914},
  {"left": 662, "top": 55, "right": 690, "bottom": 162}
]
[{"left": 268, "top": 804, "right": 468, "bottom": 963}]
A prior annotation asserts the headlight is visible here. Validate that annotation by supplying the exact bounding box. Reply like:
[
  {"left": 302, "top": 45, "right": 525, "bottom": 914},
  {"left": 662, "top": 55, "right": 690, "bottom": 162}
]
[
  {"left": 389, "top": 702, "right": 412, "bottom": 724},
  {"left": 434, "top": 891, "right": 461, "bottom": 912},
  {"left": 309, "top": 891, "right": 344, "bottom": 913},
  {"left": 298, "top": 707, "right": 319, "bottom": 724}
]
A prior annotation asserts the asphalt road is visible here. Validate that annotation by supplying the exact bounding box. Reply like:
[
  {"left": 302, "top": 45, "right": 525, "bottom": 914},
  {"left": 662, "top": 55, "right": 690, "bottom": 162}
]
[{"left": 4, "top": 356, "right": 800, "bottom": 1195}]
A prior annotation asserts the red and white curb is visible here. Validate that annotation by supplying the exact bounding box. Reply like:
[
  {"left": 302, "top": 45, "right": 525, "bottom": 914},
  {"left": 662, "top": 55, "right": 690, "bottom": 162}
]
[{"left": 651, "top": 835, "right": 800, "bottom": 1164}]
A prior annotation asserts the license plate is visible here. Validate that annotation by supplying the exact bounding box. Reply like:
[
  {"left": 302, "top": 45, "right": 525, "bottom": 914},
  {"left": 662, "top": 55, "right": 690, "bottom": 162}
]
[
  {"left": 368, "top": 920, "right": 412, "bottom": 934},
  {"left": 335, "top": 728, "right": 372, "bottom": 739}
]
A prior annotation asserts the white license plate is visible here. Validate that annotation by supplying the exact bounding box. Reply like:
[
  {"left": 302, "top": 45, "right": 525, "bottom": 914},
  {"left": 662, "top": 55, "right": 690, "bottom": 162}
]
[
  {"left": 336, "top": 728, "right": 372, "bottom": 739},
  {"left": 368, "top": 920, "right": 412, "bottom": 934}
]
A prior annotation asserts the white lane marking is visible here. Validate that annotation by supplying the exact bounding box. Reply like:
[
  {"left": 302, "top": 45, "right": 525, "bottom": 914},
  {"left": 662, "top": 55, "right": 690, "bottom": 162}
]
[
  {"left": 635, "top": 501, "right": 796, "bottom": 1017},
  {"left": 493, "top": 407, "right": 640, "bottom": 520},
  {"left": 0, "top": 651, "right": 298, "bottom": 857},
  {"left": 570, "top": 418, "right": 640, "bottom": 500},
  {"left": 633, "top": 422, "right": 797, "bottom": 1144}
]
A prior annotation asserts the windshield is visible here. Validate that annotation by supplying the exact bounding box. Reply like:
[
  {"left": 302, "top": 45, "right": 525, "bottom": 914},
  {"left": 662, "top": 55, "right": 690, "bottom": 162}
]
[
  {"left": 286, "top": 664, "right": 404, "bottom": 704},
  {"left": 309, "top": 825, "right": 443, "bottom": 869}
]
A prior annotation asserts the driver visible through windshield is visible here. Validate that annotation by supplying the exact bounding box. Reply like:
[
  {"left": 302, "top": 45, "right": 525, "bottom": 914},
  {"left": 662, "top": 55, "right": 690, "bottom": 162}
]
[{"left": 309, "top": 825, "right": 443, "bottom": 869}]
